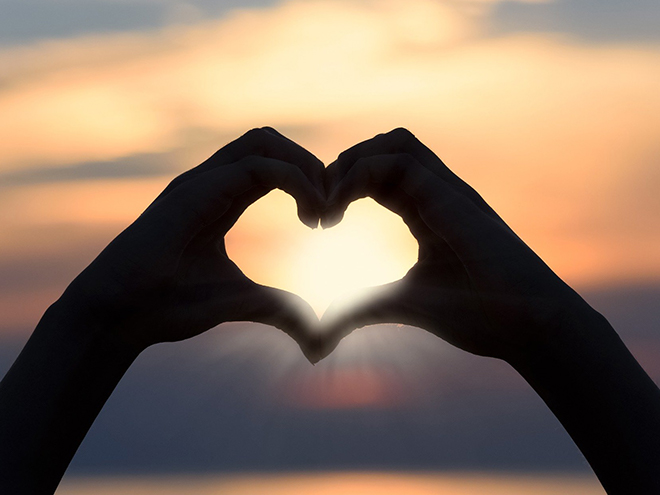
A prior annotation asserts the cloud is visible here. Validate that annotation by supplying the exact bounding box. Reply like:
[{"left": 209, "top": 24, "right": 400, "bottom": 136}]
[
  {"left": 0, "top": 0, "right": 476, "bottom": 171},
  {"left": 0, "top": 0, "right": 279, "bottom": 46},
  {"left": 0, "top": 0, "right": 554, "bottom": 48},
  {"left": 0, "top": 0, "right": 657, "bottom": 171},
  {"left": 0, "top": 0, "right": 659, "bottom": 329},
  {"left": 0, "top": 151, "right": 179, "bottom": 186},
  {"left": 489, "top": 0, "right": 660, "bottom": 43}
]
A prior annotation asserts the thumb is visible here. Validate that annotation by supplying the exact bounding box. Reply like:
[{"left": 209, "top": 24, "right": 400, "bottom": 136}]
[
  {"left": 319, "top": 281, "right": 406, "bottom": 361},
  {"left": 242, "top": 285, "right": 322, "bottom": 364}
]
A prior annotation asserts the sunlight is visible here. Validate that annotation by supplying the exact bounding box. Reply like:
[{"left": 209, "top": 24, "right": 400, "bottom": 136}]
[
  {"left": 1, "top": 0, "right": 659, "bottom": 331},
  {"left": 291, "top": 204, "right": 416, "bottom": 314},
  {"left": 226, "top": 192, "right": 418, "bottom": 315}
]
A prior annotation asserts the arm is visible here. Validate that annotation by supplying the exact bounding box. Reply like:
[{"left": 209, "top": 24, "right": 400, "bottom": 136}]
[
  {"left": 0, "top": 303, "right": 140, "bottom": 494},
  {"left": 511, "top": 310, "right": 660, "bottom": 493},
  {"left": 320, "top": 128, "right": 660, "bottom": 493},
  {"left": 0, "top": 127, "right": 326, "bottom": 494}
]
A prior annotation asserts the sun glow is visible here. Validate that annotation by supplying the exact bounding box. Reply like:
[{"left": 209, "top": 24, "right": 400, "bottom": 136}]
[
  {"left": 57, "top": 472, "right": 606, "bottom": 495},
  {"left": 1, "top": 0, "right": 659, "bottom": 333},
  {"left": 226, "top": 191, "right": 418, "bottom": 315}
]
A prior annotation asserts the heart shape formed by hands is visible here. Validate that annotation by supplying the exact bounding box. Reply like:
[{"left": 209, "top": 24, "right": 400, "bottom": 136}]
[
  {"left": 84, "top": 126, "right": 579, "bottom": 369},
  {"left": 226, "top": 190, "right": 418, "bottom": 318},
  {"left": 12, "top": 127, "right": 644, "bottom": 495}
]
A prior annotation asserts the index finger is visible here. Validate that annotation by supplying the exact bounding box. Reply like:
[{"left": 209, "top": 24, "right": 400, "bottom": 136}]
[
  {"left": 327, "top": 128, "right": 496, "bottom": 216},
  {"left": 158, "top": 127, "right": 326, "bottom": 201},
  {"left": 324, "top": 153, "right": 508, "bottom": 265},
  {"left": 147, "top": 156, "right": 326, "bottom": 252}
]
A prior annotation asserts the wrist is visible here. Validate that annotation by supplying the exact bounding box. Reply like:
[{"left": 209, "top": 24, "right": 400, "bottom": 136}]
[
  {"left": 505, "top": 299, "right": 618, "bottom": 375},
  {"left": 41, "top": 293, "right": 146, "bottom": 360}
]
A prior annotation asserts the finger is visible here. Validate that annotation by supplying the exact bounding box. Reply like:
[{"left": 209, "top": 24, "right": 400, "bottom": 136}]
[
  {"left": 323, "top": 152, "right": 438, "bottom": 246},
  {"left": 153, "top": 156, "right": 326, "bottom": 249},
  {"left": 156, "top": 127, "right": 326, "bottom": 202},
  {"left": 319, "top": 281, "right": 407, "bottom": 360},
  {"left": 214, "top": 126, "right": 325, "bottom": 231},
  {"left": 220, "top": 156, "right": 324, "bottom": 230},
  {"left": 256, "top": 127, "right": 326, "bottom": 195},
  {"left": 177, "top": 279, "right": 321, "bottom": 363},
  {"left": 323, "top": 153, "right": 436, "bottom": 228},
  {"left": 240, "top": 285, "right": 322, "bottom": 364},
  {"left": 324, "top": 153, "right": 507, "bottom": 265},
  {"left": 327, "top": 128, "right": 496, "bottom": 216}
]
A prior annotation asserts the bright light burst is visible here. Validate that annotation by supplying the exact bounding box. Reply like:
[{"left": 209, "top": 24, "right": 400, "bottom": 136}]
[{"left": 226, "top": 191, "right": 419, "bottom": 315}]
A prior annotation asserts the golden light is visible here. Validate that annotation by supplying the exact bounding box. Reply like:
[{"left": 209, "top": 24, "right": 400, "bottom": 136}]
[
  {"left": 226, "top": 191, "right": 418, "bottom": 315},
  {"left": 0, "top": 0, "right": 659, "bottom": 334},
  {"left": 57, "top": 472, "right": 606, "bottom": 495}
]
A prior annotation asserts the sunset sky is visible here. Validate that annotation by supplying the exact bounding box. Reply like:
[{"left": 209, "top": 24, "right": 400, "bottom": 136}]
[
  {"left": 1, "top": 0, "right": 659, "bottom": 326},
  {"left": 0, "top": 0, "right": 658, "bottom": 489}
]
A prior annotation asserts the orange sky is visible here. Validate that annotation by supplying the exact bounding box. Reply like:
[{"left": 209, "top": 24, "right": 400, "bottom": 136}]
[
  {"left": 57, "top": 472, "right": 605, "bottom": 495},
  {"left": 0, "top": 0, "right": 659, "bottom": 329}
]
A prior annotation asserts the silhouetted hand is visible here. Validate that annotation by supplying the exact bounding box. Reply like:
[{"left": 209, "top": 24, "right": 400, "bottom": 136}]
[
  {"left": 320, "top": 128, "right": 593, "bottom": 362},
  {"left": 2, "top": 127, "right": 660, "bottom": 495},
  {"left": 62, "top": 127, "right": 325, "bottom": 357},
  {"left": 318, "top": 129, "right": 660, "bottom": 494},
  {"left": 0, "top": 128, "right": 331, "bottom": 494}
]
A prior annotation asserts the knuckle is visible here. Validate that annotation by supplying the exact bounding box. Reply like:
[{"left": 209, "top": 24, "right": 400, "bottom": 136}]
[
  {"left": 389, "top": 127, "right": 414, "bottom": 139},
  {"left": 207, "top": 146, "right": 227, "bottom": 163},
  {"left": 245, "top": 127, "right": 267, "bottom": 138},
  {"left": 166, "top": 174, "right": 188, "bottom": 190},
  {"left": 369, "top": 131, "right": 389, "bottom": 147},
  {"left": 388, "top": 127, "right": 415, "bottom": 146},
  {"left": 242, "top": 128, "right": 270, "bottom": 153},
  {"left": 259, "top": 125, "right": 278, "bottom": 135},
  {"left": 161, "top": 169, "right": 197, "bottom": 195},
  {"left": 337, "top": 148, "right": 354, "bottom": 164}
]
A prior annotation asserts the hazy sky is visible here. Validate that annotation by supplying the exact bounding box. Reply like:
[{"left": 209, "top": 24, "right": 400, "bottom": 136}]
[
  {"left": 2, "top": 0, "right": 659, "bottom": 45},
  {"left": 1, "top": 0, "right": 659, "bottom": 328},
  {"left": 0, "top": 0, "right": 659, "bottom": 477}
]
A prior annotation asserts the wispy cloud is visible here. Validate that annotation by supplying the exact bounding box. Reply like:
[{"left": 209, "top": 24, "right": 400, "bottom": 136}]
[
  {"left": 0, "top": 151, "right": 178, "bottom": 187},
  {"left": 0, "top": 0, "right": 659, "bottom": 328},
  {"left": 489, "top": 0, "right": 660, "bottom": 43},
  {"left": 0, "top": 0, "right": 278, "bottom": 46}
]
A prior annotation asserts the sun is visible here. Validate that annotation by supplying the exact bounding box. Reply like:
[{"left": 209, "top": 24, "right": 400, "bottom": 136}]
[{"left": 226, "top": 190, "right": 419, "bottom": 315}]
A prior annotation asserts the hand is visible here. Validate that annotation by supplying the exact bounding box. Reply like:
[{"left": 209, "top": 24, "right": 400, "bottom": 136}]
[
  {"left": 4, "top": 127, "right": 658, "bottom": 495},
  {"left": 320, "top": 128, "right": 596, "bottom": 362},
  {"left": 60, "top": 127, "right": 326, "bottom": 359}
]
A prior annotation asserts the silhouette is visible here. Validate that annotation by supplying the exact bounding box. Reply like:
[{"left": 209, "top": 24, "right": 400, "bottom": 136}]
[{"left": 0, "top": 127, "right": 659, "bottom": 494}]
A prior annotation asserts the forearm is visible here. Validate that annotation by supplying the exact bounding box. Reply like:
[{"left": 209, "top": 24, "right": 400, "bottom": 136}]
[
  {"left": 510, "top": 308, "right": 660, "bottom": 494},
  {"left": 0, "top": 298, "right": 141, "bottom": 494}
]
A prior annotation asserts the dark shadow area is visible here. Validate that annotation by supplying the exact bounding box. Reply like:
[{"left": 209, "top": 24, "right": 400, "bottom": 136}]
[{"left": 1, "top": 282, "right": 656, "bottom": 475}]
